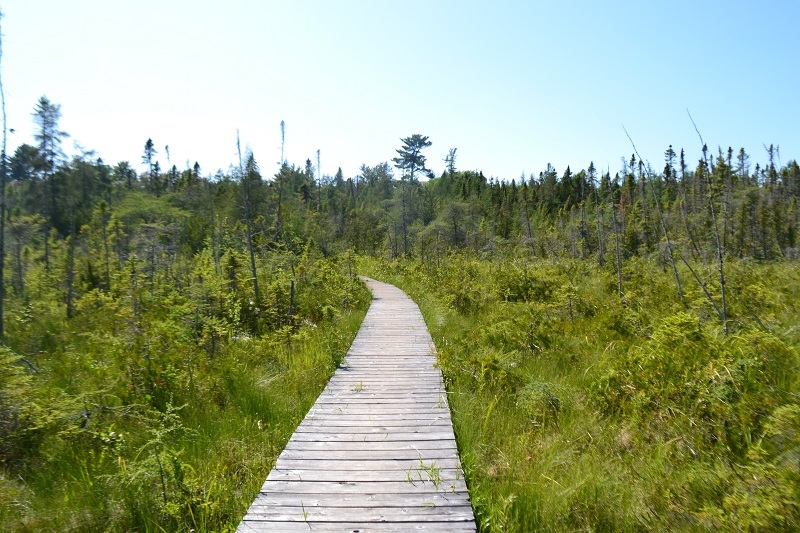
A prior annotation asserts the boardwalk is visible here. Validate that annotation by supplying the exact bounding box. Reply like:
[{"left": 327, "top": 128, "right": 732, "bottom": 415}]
[{"left": 237, "top": 278, "right": 476, "bottom": 532}]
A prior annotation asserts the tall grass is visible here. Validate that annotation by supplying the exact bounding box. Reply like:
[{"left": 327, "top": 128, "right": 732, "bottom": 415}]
[
  {"left": 0, "top": 256, "right": 369, "bottom": 532},
  {"left": 360, "top": 252, "right": 800, "bottom": 532}
]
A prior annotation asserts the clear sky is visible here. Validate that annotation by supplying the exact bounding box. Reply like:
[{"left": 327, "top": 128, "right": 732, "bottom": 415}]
[{"left": 1, "top": 1, "right": 798, "bottom": 181}]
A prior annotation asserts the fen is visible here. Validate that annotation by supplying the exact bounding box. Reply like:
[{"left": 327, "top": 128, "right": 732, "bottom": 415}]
[{"left": 1, "top": 118, "right": 798, "bottom": 531}]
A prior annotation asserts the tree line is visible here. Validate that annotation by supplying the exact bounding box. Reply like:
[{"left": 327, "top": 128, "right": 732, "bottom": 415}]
[{"left": 2, "top": 98, "right": 798, "bottom": 335}]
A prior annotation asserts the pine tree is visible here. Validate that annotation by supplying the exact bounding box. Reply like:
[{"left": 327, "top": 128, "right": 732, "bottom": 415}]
[
  {"left": 32, "top": 96, "right": 68, "bottom": 270},
  {"left": 392, "top": 134, "right": 432, "bottom": 254}
]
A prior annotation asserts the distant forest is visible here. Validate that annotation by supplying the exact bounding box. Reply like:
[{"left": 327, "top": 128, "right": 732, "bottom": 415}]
[
  {"left": 6, "top": 98, "right": 799, "bottom": 281},
  {"left": 3, "top": 97, "right": 798, "bottom": 337}
]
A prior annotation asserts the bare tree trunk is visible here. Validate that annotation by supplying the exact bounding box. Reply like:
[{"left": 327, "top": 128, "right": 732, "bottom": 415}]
[
  {"left": 624, "top": 128, "right": 683, "bottom": 301},
  {"left": 316, "top": 149, "right": 322, "bottom": 212},
  {"left": 679, "top": 150, "right": 701, "bottom": 260},
  {"left": 523, "top": 191, "right": 533, "bottom": 241},
  {"left": 579, "top": 175, "right": 590, "bottom": 258},
  {"left": 274, "top": 172, "right": 284, "bottom": 242},
  {"left": 681, "top": 254, "right": 724, "bottom": 322},
  {"left": 689, "top": 111, "right": 728, "bottom": 335},
  {"left": 611, "top": 190, "right": 623, "bottom": 298},
  {"left": 707, "top": 167, "right": 728, "bottom": 335},
  {"left": 593, "top": 179, "right": 605, "bottom": 267},
  {"left": 723, "top": 149, "right": 733, "bottom": 251},
  {"left": 653, "top": 187, "right": 683, "bottom": 301}
]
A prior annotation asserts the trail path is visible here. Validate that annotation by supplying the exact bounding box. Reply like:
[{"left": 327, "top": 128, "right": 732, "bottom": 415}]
[{"left": 237, "top": 277, "right": 476, "bottom": 532}]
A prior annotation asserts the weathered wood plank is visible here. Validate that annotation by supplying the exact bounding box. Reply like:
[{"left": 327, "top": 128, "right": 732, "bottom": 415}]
[
  {"left": 298, "top": 418, "right": 451, "bottom": 428},
  {"left": 264, "top": 471, "right": 467, "bottom": 488},
  {"left": 237, "top": 520, "right": 475, "bottom": 533},
  {"left": 280, "top": 449, "right": 460, "bottom": 461},
  {"left": 287, "top": 440, "right": 456, "bottom": 452},
  {"left": 258, "top": 479, "right": 468, "bottom": 494},
  {"left": 306, "top": 407, "right": 450, "bottom": 415},
  {"left": 237, "top": 278, "right": 476, "bottom": 531},
  {"left": 295, "top": 415, "right": 454, "bottom": 425},
  {"left": 273, "top": 458, "right": 462, "bottom": 471},
  {"left": 314, "top": 395, "right": 447, "bottom": 403},
  {"left": 301, "top": 412, "right": 450, "bottom": 420},
  {"left": 319, "top": 388, "right": 443, "bottom": 394},
  {"left": 287, "top": 431, "right": 458, "bottom": 442},
  {"left": 246, "top": 491, "right": 470, "bottom": 508},
  {"left": 243, "top": 504, "right": 475, "bottom": 521},
  {"left": 291, "top": 429, "right": 456, "bottom": 439}
]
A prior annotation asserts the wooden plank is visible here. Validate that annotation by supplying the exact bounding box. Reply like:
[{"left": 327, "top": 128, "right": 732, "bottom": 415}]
[
  {"left": 280, "top": 449, "right": 460, "bottom": 461},
  {"left": 302, "top": 412, "right": 450, "bottom": 419},
  {"left": 299, "top": 418, "right": 451, "bottom": 427},
  {"left": 273, "top": 458, "right": 462, "bottom": 471},
  {"left": 307, "top": 406, "right": 449, "bottom": 416},
  {"left": 296, "top": 414, "right": 453, "bottom": 423},
  {"left": 321, "top": 388, "right": 445, "bottom": 394},
  {"left": 306, "top": 407, "right": 449, "bottom": 414},
  {"left": 287, "top": 431, "right": 457, "bottom": 442},
  {"left": 287, "top": 441, "right": 457, "bottom": 452},
  {"left": 238, "top": 521, "right": 477, "bottom": 532},
  {"left": 258, "top": 479, "right": 468, "bottom": 494},
  {"left": 243, "top": 505, "right": 475, "bottom": 521},
  {"left": 237, "top": 278, "right": 476, "bottom": 532},
  {"left": 294, "top": 414, "right": 453, "bottom": 424},
  {"left": 264, "top": 471, "right": 467, "bottom": 487},
  {"left": 246, "top": 491, "right": 470, "bottom": 508},
  {"left": 314, "top": 395, "right": 447, "bottom": 403},
  {"left": 327, "top": 373, "right": 443, "bottom": 380},
  {"left": 291, "top": 428, "right": 455, "bottom": 437}
]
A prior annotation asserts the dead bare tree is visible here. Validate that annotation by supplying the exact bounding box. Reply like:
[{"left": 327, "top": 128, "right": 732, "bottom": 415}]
[
  {"left": 688, "top": 110, "right": 728, "bottom": 336},
  {"left": 678, "top": 149, "right": 702, "bottom": 260},
  {"left": 589, "top": 163, "right": 605, "bottom": 267},
  {"left": 624, "top": 127, "right": 683, "bottom": 302},
  {"left": 316, "top": 148, "right": 321, "bottom": 212},
  {"left": 609, "top": 175, "right": 624, "bottom": 298}
]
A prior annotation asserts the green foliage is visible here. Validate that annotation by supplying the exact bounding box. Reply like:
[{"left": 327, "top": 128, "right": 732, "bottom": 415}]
[
  {"left": 362, "top": 253, "right": 800, "bottom": 532},
  {"left": 4, "top": 101, "right": 800, "bottom": 531},
  {"left": 0, "top": 198, "right": 368, "bottom": 532},
  {"left": 0, "top": 348, "right": 55, "bottom": 471}
]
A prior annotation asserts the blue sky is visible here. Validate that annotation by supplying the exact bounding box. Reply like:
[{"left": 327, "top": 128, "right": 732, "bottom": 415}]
[{"left": 2, "top": 1, "right": 798, "bottom": 181}]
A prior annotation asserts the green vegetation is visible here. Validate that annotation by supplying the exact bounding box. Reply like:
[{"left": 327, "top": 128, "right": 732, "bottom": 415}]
[
  {"left": 360, "top": 253, "right": 799, "bottom": 531},
  {"left": 0, "top": 246, "right": 368, "bottom": 531},
  {"left": 1, "top": 98, "right": 371, "bottom": 531},
  {"left": 1, "top": 90, "right": 799, "bottom": 531}
]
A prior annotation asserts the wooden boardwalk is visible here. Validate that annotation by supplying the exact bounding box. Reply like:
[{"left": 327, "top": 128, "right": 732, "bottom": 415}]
[{"left": 237, "top": 278, "right": 476, "bottom": 532}]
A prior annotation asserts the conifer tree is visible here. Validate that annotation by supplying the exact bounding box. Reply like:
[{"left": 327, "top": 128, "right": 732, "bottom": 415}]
[
  {"left": 392, "top": 134, "right": 432, "bottom": 254},
  {"left": 32, "top": 96, "right": 68, "bottom": 270}
]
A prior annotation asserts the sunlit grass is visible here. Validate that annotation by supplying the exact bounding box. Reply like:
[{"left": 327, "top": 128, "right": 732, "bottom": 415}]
[
  {"left": 0, "top": 264, "right": 369, "bottom": 532},
  {"left": 360, "top": 253, "right": 800, "bottom": 532}
]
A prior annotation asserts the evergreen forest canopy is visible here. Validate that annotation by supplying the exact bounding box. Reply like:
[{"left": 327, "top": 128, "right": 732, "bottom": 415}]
[
  {"left": 1, "top": 95, "right": 799, "bottom": 531},
  {"left": 7, "top": 99, "right": 799, "bottom": 268}
]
